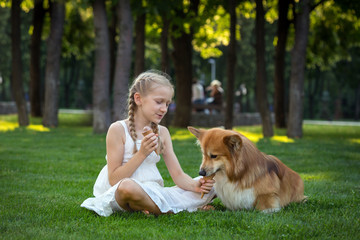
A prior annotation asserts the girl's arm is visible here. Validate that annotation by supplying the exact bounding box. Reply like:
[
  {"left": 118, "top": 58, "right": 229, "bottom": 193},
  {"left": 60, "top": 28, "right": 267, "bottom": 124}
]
[
  {"left": 107, "top": 122, "right": 158, "bottom": 186},
  {"left": 160, "top": 126, "right": 213, "bottom": 194}
]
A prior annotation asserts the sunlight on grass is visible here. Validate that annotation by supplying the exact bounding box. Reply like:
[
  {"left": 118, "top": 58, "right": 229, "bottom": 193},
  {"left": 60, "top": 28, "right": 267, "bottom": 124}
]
[
  {"left": 0, "top": 120, "right": 50, "bottom": 132},
  {"left": 301, "top": 173, "right": 332, "bottom": 181},
  {"left": 171, "top": 129, "right": 195, "bottom": 141},
  {"left": 0, "top": 121, "right": 18, "bottom": 131},
  {"left": 241, "top": 131, "right": 294, "bottom": 143},
  {"left": 271, "top": 135, "right": 294, "bottom": 143},
  {"left": 169, "top": 128, "right": 294, "bottom": 143},
  {"left": 241, "top": 131, "right": 262, "bottom": 142},
  {"left": 349, "top": 138, "right": 360, "bottom": 144},
  {"left": 26, "top": 125, "right": 50, "bottom": 132}
]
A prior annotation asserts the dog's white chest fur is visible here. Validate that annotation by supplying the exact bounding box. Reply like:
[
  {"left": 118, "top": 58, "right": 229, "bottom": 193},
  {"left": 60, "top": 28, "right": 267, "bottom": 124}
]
[{"left": 214, "top": 174, "right": 255, "bottom": 210}]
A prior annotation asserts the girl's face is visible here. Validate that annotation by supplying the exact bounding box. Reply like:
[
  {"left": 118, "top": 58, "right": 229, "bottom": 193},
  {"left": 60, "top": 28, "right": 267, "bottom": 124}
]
[{"left": 136, "top": 86, "right": 173, "bottom": 124}]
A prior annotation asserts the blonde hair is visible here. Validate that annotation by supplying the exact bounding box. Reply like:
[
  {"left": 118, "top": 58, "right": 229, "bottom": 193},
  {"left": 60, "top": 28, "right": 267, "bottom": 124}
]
[
  {"left": 210, "top": 79, "right": 221, "bottom": 87},
  {"left": 127, "top": 70, "right": 174, "bottom": 152}
]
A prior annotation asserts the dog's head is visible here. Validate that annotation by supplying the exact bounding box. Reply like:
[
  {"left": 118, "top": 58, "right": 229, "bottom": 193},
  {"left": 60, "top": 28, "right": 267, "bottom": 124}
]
[{"left": 188, "top": 127, "right": 245, "bottom": 179}]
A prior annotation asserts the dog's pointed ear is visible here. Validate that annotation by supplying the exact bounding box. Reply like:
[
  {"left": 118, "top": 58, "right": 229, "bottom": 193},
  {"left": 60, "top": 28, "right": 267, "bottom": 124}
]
[
  {"left": 223, "top": 134, "right": 242, "bottom": 152},
  {"left": 187, "top": 126, "right": 203, "bottom": 139}
]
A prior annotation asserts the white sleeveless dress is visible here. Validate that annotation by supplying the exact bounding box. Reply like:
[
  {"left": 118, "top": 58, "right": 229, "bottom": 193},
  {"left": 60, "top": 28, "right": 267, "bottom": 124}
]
[{"left": 81, "top": 120, "right": 215, "bottom": 216}]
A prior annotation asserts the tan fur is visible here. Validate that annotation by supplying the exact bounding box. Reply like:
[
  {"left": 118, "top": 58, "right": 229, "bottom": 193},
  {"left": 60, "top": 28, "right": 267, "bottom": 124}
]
[{"left": 188, "top": 127, "right": 306, "bottom": 212}]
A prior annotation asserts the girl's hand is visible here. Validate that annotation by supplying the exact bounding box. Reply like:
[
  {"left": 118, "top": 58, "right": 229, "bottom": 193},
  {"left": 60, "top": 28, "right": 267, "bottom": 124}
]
[
  {"left": 138, "top": 132, "right": 158, "bottom": 157},
  {"left": 198, "top": 177, "right": 215, "bottom": 195}
]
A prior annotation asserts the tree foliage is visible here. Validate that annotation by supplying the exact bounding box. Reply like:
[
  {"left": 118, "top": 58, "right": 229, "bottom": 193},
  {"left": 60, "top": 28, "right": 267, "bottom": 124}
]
[
  {"left": 193, "top": 5, "right": 231, "bottom": 59},
  {"left": 307, "top": 0, "right": 360, "bottom": 70}
]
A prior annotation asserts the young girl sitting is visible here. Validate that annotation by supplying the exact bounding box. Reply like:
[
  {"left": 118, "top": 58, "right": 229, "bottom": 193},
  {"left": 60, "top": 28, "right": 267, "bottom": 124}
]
[{"left": 81, "top": 70, "right": 215, "bottom": 216}]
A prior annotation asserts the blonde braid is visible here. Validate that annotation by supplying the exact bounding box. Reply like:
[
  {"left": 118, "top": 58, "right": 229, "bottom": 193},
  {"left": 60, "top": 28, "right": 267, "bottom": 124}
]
[
  {"left": 150, "top": 121, "right": 163, "bottom": 154},
  {"left": 128, "top": 93, "right": 138, "bottom": 153},
  {"left": 150, "top": 122, "right": 158, "bottom": 135}
]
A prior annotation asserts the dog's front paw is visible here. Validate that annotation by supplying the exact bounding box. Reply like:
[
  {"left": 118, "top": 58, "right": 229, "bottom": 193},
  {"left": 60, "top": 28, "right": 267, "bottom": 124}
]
[{"left": 262, "top": 207, "right": 281, "bottom": 213}]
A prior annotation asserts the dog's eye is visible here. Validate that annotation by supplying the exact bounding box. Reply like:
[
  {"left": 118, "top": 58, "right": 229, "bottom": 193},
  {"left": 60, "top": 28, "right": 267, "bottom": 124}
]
[{"left": 210, "top": 154, "right": 217, "bottom": 159}]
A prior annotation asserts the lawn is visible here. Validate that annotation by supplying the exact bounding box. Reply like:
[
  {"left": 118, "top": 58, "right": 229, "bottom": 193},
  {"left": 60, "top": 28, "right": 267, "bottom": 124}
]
[{"left": 0, "top": 114, "right": 359, "bottom": 239}]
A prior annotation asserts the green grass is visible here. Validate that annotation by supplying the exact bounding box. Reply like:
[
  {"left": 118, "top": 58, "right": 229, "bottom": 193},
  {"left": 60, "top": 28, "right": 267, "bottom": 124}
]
[{"left": 1, "top": 114, "right": 359, "bottom": 239}]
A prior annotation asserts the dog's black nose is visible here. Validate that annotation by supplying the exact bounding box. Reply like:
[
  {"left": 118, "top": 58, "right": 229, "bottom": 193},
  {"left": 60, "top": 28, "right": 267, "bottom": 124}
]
[{"left": 199, "top": 169, "right": 206, "bottom": 176}]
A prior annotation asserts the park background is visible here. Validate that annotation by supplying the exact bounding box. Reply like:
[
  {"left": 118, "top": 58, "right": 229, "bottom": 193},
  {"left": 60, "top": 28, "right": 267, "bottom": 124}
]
[
  {"left": 1, "top": 0, "right": 360, "bottom": 239},
  {"left": 0, "top": 0, "right": 359, "bottom": 136}
]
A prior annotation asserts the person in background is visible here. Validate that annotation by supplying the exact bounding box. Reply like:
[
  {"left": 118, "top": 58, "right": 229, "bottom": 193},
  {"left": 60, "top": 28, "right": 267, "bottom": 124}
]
[
  {"left": 192, "top": 78, "right": 205, "bottom": 112},
  {"left": 206, "top": 80, "right": 223, "bottom": 113}
]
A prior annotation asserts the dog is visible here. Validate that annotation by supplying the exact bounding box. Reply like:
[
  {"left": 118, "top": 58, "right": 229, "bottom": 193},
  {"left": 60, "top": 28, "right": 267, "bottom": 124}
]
[{"left": 188, "top": 127, "right": 306, "bottom": 213}]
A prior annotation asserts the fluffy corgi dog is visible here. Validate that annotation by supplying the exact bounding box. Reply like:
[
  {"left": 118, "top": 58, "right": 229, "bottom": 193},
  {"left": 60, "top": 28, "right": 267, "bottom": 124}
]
[{"left": 188, "top": 127, "right": 306, "bottom": 213}]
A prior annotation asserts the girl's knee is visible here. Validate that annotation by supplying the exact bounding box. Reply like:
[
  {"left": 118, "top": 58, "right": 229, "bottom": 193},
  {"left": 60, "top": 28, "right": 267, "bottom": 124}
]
[
  {"left": 116, "top": 179, "right": 139, "bottom": 201},
  {"left": 115, "top": 179, "right": 160, "bottom": 214}
]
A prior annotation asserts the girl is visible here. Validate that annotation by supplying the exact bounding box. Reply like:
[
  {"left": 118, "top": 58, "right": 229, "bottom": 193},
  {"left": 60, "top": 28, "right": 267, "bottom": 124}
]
[{"left": 81, "top": 70, "right": 215, "bottom": 216}]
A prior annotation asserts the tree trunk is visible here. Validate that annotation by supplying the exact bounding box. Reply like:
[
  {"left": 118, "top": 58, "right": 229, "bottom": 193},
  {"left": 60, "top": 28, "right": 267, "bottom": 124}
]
[
  {"left": 112, "top": 0, "right": 133, "bottom": 121},
  {"left": 159, "top": 15, "right": 171, "bottom": 128},
  {"left": 42, "top": 1, "right": 65, "bottom": 127},
  {"left": 274, "top": 0, "right": 290, "bottom": 128},
  {"left": 170, "top": 0, "right": 198, "bottom": 128},
  {"left": 355, "top": 83, "right": 360, "bottom": 120},
  {"left": 134, "top": 11, "right": 145, "bottom": 76},
  {"left": 0, "top": 76, "right": 6, "bottom": 101},
  {"left": 160, "top": 16, "right": 170, "bottom": 73},
  {"left": 108, "top": 3, "right": 118, "bottom": 95},
  {"left": 171, "top": 33, "right": 193, "bottom": 127},
  {"left": 287, "top": 0, "right": 310, "bottom": 138},
  {"left": 225, "top": 0, "right": 237, "bottom": 130},
  {"left": 11, "top": 0, "right": 29, "bottom": 126},
  {"left": 307, "top": 82, "right": 314, "bottom": 119},
  {"left": 63, "top": 56, "right": 75, "bottom": 108},
  {"left": 334, "top": 89, "right": 343, "bottom": 120},
  {"left": 30, "top": 0, "right": 45, "bottom": 117},
  {"left": 92, "top": 0, "right": 111, "bottom": 133},
  {"left": 307, "top": 67, "right": 320, "bottom": 119},
  {"left": 255, "top": 0, "right": 273, "bottom": 137}
]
